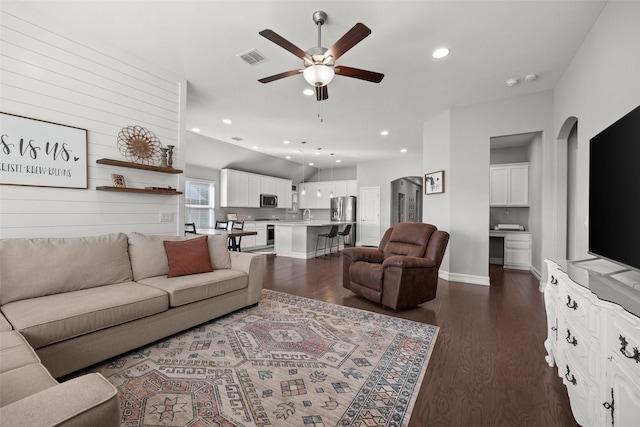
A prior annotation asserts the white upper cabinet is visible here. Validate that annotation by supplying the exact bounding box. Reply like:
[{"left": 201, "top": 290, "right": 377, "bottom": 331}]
[
  {"left": 248, "top": 175, "right": 260, "bottom": 207},
  {"left": 490, "top": 163, "right": 529, "bottom": 207},
  {"left": 220, "top": 169, "right": 291, "bottom": 208}
]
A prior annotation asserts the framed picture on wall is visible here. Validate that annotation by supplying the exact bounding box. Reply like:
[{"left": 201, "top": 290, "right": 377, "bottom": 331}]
[
  {"left": 425, "top": 170, "right": 445, "bottom": 195},
  {"left": 0, "top": 112, "right": 88, "bottom": 189}
]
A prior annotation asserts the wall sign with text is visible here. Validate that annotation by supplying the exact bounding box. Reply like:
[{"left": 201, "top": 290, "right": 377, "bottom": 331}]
[{"left": 0, "top": 113, "right": 88, "bottom": 189}]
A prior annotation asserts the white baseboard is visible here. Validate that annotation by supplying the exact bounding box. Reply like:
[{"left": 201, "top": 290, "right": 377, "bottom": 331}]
[{"left": 439, "top": 270, "right": 490, "bottom": 286}]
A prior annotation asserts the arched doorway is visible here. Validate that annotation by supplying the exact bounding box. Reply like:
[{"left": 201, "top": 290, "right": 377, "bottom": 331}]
[
  {"left": 390, "top": 176, "right": 423, "bottom": 226},
  {"left": 557, "top": 117, "right": 578, "bottom": 259}
]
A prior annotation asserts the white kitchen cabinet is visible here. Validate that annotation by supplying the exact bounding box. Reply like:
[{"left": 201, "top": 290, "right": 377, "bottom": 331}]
[
  {"left": 504, "top": 233, "right": 531, "bottom": 270},
  {"left": 543, "top": 259, "right": 640, "bottom": 426},
  {"left": 260, "top": 176, "right": 276, "bottom": 195},
  {"left": 220, "top": 169, "right": 249, "bottom": 207},
  {"left": 248, "top": 174, "right": 260, "bottom": 207},
  {"left": 490, "top": 163, "right": 529, "bottom": 207},
  {"left": 347, "top": 180, "right": 357, "bottom": 196},
  {"left": 275, "top": 179, "right": 292, "bottom": 209}
]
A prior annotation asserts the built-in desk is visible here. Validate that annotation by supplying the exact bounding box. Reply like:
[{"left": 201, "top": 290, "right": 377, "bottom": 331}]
[{"left": 489, "top": 230, "right": 531, "bottom": 270}]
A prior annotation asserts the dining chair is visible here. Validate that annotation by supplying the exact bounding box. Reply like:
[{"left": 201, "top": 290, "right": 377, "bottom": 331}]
[
  {"left": 315, "top": 225, "right": 339, "bottom": 258},
  {"left": 215, "top": 220, "right": 229, "bottom": 230},
  {"left": 184, "top": 223, "right": 197, "bottom": 234},
  {"left": 229, "top": 221, "right": 245, "bottom": 251}
]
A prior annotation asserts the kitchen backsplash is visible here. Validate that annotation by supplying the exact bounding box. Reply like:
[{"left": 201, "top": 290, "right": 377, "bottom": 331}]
[{"left": 217, "top": 207, "right": 331, "bottom": 222}]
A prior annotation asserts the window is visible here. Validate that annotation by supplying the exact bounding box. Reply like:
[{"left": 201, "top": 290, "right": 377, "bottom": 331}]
[{"left": 185, "top": 180, "right": 215, "bottom": 228}]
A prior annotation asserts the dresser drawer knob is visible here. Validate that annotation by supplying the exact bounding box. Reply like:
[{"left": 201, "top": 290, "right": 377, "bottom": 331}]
[
  {"left": 566, "top": 329, "right": 578, "bottom": 347},
  {"left": 564, "top": 365, "right": 577, "bottom": 386},
  {"left": 566, "top": 295, "right": 578, "bottom": 310},
  {"left": 550, "top": 275, "right": 558, "bottom": 285},
  {"left": 619, "top": 335, "right": 640, "bottom": 363}
]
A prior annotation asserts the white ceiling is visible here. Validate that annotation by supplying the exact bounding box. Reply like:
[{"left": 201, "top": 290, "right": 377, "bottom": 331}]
[{"left": 24, "top": 1, "right": 606, "bottom": 167}]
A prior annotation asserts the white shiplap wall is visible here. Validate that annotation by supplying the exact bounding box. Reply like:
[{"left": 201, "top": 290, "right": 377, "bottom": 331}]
[{"left": 0, "top": 2, "right": 186, "bottom": 238}]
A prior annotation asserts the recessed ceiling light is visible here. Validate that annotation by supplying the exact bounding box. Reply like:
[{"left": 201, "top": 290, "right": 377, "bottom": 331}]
[
  {"left": 303, "top": 88, "right": 314, "bottom": 96},
  {"left": 400, "top": 148, "right": 407, "bottom": 153},
  {"left": 252, "top": 146, "right": 259, "bottom": 150},
  {"left": 506, "top": 78, "right": 519, "bottom": 87},
  {"left": 283, "top": 140, "right": 290, "bottom": 144},
  {"left": 285, "top": 155, "right": 291, "bottom": 159},
  {"left": 314, "top": 151, "right": 320, "bottom": 156},
  {"left": 191, "top": 128, "right": 201, "bottom": 132},
  {"left": 223, "top": 119, "right": 232, "bottom": 124},
  {"left": 380, "top": 130, "right": 389, "bottom": 136},
  {"left": 336, "top": 159, "right": 341, "bottom": 163},
  {"left": 432, "top": 48, "right": 450, "bottom": 59},
  {"left": 308, "top": 162, "right": 314, "bottom": 166}
]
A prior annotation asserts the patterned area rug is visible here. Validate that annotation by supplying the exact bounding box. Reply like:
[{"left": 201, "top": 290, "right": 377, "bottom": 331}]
[{"left": 82, "top": 290, "right": 438, "bottom": 427}]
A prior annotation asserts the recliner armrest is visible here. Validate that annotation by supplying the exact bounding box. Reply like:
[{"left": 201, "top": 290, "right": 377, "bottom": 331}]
[
  {"left": 342, "top": 247, "right": 385, "bottom": 264},
  {"left": 382, "top": 256, "right": 437, "bottom": 269},
  {"left": 0, "top": 373, "right": 120, "bottom": 427}
]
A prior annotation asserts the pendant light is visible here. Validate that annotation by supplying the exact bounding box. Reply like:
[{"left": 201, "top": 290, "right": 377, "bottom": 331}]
[
  {"left": 316, "top": 148, "right": 322, "bottom": 197},
  {"left": 329, "top": 153, "right": 334, "bottom": 198},
  {"left": 301, "top": 142, "right": 306, "bottom": 195}
]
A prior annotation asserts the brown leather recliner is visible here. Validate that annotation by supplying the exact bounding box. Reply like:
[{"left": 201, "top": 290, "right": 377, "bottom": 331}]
[{"left": 342, "top": 222, "right": 449, "bottom": 309}]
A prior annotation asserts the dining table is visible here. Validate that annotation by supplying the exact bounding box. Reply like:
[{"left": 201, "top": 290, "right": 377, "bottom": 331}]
[{"left": 198, "top": 228, "right": 257, "bottom": 251}]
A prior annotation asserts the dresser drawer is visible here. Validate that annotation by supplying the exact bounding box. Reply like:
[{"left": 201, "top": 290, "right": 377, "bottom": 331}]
[
  {"left": 560, "top": 314, "right": 598, "bottom": 377},
  {"left": 561, "top": 356, "right": 597, "bottom": 427},
  {"left": 605, "top": 307, "right": 640, "bottom": 380},
  {"left": 559, "top": 281, "right": 596, "bottom": 333}
]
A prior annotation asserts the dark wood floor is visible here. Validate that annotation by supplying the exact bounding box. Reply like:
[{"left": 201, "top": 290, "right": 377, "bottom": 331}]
[{"left": 262, "top": 254, "right": 579, "bottom": 427}]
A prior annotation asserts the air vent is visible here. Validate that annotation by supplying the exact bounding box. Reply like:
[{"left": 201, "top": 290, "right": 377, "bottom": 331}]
[
  {"left": 231, "top": 136, "right": 244, "bottom": 141},
  {"left": 238, "top": 49, "right": 268, "bottom": 66}
]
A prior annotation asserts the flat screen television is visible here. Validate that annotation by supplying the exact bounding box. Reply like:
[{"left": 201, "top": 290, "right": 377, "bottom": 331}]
[{"left": 588, "top": 105, "right": 640, "bottom": 272}]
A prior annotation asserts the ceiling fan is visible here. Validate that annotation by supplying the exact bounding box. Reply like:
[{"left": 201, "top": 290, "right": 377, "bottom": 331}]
[{"left": 258, "top": 11, "right": 384, "bottom": 101}]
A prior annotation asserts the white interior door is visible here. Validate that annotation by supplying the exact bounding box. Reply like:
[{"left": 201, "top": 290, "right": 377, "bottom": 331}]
[{"left": 359, "top": 186, "right": 380, "bottom": 246}]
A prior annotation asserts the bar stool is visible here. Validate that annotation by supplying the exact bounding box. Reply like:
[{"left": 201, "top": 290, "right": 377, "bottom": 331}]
[
  {"left": 337, "top": 224, "right": 352, "bottom": 251},
  {"left": 185, "top": 223, "right": 197, "bottom": 234},
  {"left": 315, "top": 225, "right": 339, "bottom": 258}
]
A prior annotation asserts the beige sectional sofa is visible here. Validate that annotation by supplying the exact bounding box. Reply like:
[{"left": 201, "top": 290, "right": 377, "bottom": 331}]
[{"left": 0, "top": 232, "right": 265, "bottom": 427}]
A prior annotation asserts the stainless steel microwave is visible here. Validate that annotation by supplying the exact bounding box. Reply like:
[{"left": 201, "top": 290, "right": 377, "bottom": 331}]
[{"left": 260, "top": 194, "right": 277, "bottom": 207}]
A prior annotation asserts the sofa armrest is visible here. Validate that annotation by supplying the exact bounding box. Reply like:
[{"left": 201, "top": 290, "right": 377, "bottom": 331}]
[
  {"left": 0, "top": 373, "right": 120, "bottom": 427},
  {"left": 382, "top": 256, "right": 437, "bottom": 269},
  {"left": 342, "top": 247, "right": 385, "bottom": 264},
  {"left": 230, "top": 252, "right": 265, "bottom": 305}
]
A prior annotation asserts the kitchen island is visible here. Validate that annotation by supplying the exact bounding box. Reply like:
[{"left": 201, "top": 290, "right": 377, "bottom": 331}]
[{"left": 274, "top": 221, "right": 354, "bottom": 259}]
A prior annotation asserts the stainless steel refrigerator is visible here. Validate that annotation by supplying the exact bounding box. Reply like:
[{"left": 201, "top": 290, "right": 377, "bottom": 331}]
[{"left": 331, "top": 196, "right": 356, "bottom": 246}]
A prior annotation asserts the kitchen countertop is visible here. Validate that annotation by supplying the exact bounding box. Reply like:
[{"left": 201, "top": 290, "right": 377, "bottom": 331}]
[{"left": 276, "top": 220, "right": 355, "bottom": 227}]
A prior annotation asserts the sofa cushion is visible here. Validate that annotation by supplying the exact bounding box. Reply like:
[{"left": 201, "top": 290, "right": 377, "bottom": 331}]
[
  {"left": 128, "top": 232, "right": 188, "bottom": 281},
  {"left": 208, "top": 233, "right": 232, "bottom": 270},
  {"left": 0, "top": 331, "right": 40, "bottom": 373},
  {"left": 1, "top": 282, "right": 169, "bottom": 349},
  {"left": 138, "top": 270, "right": 247, "bottom": 307},
  {"left": 164, "top": 236, "right": 213, "bottom": 278},
  {"left": 0, "top": 233, "right": 133, "bottom": 305},
  {"left": 0, "top": 313, "right": 12, "bottom": 332},
  {"left": 0, "top": 363, "right": 57, "bottom": 407},
  {"left": 349, "top": 261, "right": 384, "bottom": 291}
]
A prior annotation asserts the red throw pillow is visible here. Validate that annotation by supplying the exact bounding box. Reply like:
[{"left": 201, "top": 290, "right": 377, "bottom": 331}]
[{"left": 163, "top": 236, "right": 213, "bottom": 278}]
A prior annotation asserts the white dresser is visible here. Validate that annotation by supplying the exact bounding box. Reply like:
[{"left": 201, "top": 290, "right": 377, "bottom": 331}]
[{"left": 543, "top": 259, "right": 640, "bottom": 426}]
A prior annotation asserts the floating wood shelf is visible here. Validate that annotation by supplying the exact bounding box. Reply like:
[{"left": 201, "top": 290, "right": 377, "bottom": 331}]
[
  {"left": 96, "top": 186, "right": 183, "bottom": 195},
  {"left": 96, "top": 158, "right": 183, "bottom": 174}
]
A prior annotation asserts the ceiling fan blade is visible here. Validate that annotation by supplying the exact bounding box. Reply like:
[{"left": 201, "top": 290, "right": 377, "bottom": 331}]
[
  {"left": 259, "top": 29, "right": 311, "bottom": 61},
  {"left": 335, "top": 66, "right": 384, "bottom": 83},
  {"left": 326, "top": 23, "right": 371, "bottom": 60},
  {"left": 258, "top": 69, "right": 302, "bottom": 84},
  {"left": 315, "top": 85, "right": 328, "bottom": 101}
]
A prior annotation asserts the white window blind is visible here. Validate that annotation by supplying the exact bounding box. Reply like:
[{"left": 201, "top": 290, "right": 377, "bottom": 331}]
[{"left": 185, "top": 180, "right": 215, "bottom": 228}]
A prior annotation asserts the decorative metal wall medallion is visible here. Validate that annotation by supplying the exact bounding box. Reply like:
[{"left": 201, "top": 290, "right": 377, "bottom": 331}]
[{"left": 117, "top": 125, "right": 161, "bottom": 165}]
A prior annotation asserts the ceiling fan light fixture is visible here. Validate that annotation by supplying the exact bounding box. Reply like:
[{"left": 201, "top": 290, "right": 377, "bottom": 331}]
[{"left": 303, "top": 64, "right": 335, "bottom": 87}]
